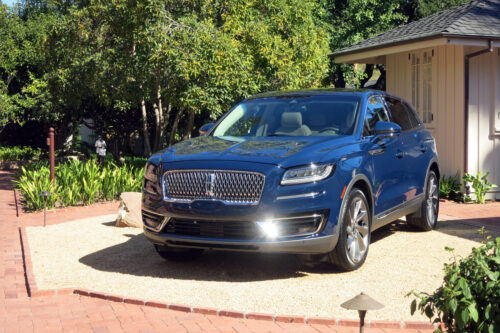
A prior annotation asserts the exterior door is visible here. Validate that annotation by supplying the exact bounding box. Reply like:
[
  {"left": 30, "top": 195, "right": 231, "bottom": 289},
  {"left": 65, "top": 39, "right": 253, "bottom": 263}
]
[{"left": 362, "top": 95, "right": 406, "bottom": 216}]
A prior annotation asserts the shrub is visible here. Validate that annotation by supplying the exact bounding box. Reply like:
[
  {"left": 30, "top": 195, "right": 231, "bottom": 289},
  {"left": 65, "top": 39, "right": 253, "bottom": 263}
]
[
  {"left": 439, "top": 174, "right": 462, "bottom": 202},
  {"left": 463, "top": 172, "right": 498, "bottom": 204},
  {"left": 410, "top": 234, "right": 500, "bottom": 332},
  {"left": 0, "top": 146, "right": 44, "bottom": 161},
  {"left": 13, "top": 159, "right": 145, "bottom": 211}
]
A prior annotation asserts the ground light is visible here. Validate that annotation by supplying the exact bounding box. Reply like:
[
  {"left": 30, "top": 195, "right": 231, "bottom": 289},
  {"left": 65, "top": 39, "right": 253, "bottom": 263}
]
[
  {"left": 39, "top": 191, "right": 51, "bottom": 227},
  {"left": 341, "top": 292, "right": 384, "bottom": 333}
]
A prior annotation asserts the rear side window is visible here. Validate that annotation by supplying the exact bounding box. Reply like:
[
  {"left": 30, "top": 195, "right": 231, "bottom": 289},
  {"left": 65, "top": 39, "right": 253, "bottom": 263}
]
[
  {"left": 384, "top": 97, "right": 418, "bottom": 131},
  {"left": 402, "top": 102, "right": 422, "bottom": 128},
  {"left": 363, "top": 96, "right": 390, "bottom": 136}
]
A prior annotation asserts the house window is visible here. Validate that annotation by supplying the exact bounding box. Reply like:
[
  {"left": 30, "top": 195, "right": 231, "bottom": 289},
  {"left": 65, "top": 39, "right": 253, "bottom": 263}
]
[{"left": 410, "top": 50, "right": 433, "bottom": 124}]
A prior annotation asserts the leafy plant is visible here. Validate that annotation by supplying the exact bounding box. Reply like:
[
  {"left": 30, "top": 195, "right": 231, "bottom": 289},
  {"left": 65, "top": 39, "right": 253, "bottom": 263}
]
[
  {"left": 463, "top": 172, "right": 498, "bottom": 204},
  {"left": 13, "top": 159, "right": 144, "bottom": 211},
  {"left": 0, "top": 146, "right": 44, "bottom": 161},
  {"left": 410, "top": 234, "right": 500, "bottom": 332},
  {"left": 439, "top": 174, "right": 462, "bottom": 202}
]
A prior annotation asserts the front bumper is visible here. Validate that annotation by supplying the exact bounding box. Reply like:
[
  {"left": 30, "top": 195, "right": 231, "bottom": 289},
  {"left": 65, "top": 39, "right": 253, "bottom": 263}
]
[{"left": 144, "top": 227, "right": 338, "bottom": 254}]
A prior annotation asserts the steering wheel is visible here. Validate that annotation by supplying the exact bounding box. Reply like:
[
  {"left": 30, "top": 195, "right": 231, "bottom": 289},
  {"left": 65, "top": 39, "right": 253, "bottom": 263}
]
[{"left": 319, "top": 127, "right": 340, "bottom": 133}]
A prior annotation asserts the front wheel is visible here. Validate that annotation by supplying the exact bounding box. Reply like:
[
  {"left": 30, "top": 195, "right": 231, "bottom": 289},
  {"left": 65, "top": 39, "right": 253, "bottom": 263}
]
[
  {"left": 406, "top": 170, "right": 439, "bottom": 231},
  {"left": 328, "top": 188, "right": 371, "bottom": 271}
]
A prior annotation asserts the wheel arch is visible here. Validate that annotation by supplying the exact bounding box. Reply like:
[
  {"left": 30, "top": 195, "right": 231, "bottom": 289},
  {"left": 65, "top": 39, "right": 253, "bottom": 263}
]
[
  {"left": 341, "top": 173, "right": 374, "bottom": 220},
  {"left": 429, "top": 160, "right": 440, "bottom": 180}
]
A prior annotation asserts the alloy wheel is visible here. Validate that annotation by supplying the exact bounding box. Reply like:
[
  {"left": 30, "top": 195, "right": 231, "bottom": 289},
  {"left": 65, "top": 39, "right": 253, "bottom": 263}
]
[
  {"left": 345, "top": 197, "right": 370, "bottom": 263},
  {"left": 426, "top": 175, "right": 439, "bottom": 226}
]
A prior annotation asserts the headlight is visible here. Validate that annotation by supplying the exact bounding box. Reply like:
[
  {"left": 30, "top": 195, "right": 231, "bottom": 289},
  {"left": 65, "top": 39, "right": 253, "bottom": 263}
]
[
  {"left": 281, "top": 164, "right": 335, "bottom": 185},
  {"left": 144, "top": 163, "right": 158, "bottom": 182},
  {"left": 143, "top": 162, "right": 160, "bottom": 196}
]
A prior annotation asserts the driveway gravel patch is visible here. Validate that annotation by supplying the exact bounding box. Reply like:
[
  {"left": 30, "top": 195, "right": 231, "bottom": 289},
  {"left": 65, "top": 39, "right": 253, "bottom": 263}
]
[{"left": 26, "top": 215, "right": 492, "bottom": 321}]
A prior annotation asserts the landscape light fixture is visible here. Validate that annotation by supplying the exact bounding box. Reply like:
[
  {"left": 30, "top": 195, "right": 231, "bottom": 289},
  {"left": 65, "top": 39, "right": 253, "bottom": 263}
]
[
  {"left": 39, "top": 191, "right": 51, "bottom": 227},
  {"left": 341, "top": 292, "right": 384, "bottom": 333}
]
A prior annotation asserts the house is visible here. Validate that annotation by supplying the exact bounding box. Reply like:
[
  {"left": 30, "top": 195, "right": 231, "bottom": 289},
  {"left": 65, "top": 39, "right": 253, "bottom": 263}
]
[{"left": 332, "top": 0, "right": 500, "bottom": 200}]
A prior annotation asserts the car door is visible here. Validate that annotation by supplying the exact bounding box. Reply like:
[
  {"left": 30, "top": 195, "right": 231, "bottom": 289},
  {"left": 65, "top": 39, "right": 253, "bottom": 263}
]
[
  {"left": 361, "top": 95, "right": 406, "bottom": 216},
  {"left": 383, "top": 97, "right": 428, "bottom": 201}
]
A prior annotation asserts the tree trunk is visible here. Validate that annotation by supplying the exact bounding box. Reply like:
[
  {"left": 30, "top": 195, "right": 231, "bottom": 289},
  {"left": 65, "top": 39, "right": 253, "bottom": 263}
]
[
  {"left": 360, "top": 64, "right": 374, "bottom": 88},
  {"left": 157, "top": 84, "right": 164, "bottom": 149},
  {"left": 375, "top": 65, "right": 386, "bottom": 91},
  {"left": 153, "top": 102, "right": 160, "bottom": 152},
  {"left": 141, "top": 98, "right": 152, "bottom": 156},
  {"left": 163, "top": 103, "right": 172, "bottom": 146},
  {"left": 169, "top": 109, "right": 184, "bottom": 147},
  {"left": 183, "top": 112, "right": 195, "bottom": 140},
  {"left": 334, "top": 66, "right": 346, "bottom": 88}
]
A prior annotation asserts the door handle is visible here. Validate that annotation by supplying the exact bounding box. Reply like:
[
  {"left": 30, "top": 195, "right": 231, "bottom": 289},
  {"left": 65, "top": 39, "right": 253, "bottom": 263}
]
[{"left": 395, "top": 150, "right": 404, "bottom": 159}]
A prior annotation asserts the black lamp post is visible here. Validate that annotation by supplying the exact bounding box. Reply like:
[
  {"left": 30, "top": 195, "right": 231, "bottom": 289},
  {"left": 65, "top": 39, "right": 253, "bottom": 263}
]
[
  {"left": 341, "top": 292, "right": 384, "bottom": 333},
  {"left": 39, "top": 191, "right": 51, "bottom": 227}
]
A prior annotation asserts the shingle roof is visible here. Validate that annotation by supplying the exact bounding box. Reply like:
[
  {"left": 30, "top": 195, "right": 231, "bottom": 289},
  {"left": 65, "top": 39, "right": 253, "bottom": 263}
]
[{"left": 332, "top": 0, "right": 500, "bottom": 56}]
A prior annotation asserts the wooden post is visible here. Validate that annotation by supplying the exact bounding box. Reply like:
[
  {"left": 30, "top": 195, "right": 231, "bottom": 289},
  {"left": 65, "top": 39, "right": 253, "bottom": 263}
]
[{"left": 49, "top": 127, "right": 55, "bottom": 186}]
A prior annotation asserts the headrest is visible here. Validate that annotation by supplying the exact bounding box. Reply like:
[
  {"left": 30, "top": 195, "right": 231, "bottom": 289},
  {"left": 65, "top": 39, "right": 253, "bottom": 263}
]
[{"left": 281, "top": 112, "right": 303, "bottom": 128}]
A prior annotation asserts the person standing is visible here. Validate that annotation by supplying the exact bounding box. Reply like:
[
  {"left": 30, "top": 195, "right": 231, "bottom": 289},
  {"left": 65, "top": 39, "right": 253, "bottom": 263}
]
[{"left": 95, "top": 135, "right": 106, "bottom": 164}]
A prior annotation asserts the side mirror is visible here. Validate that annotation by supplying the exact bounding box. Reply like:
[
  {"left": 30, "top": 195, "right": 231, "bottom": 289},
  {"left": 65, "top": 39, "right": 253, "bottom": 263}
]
[
  {"left": 374, "top": 121, "right": 401, "bottom": 136},
  {"left": 199, "top": 123, "right": 214, "bottom": 136}
]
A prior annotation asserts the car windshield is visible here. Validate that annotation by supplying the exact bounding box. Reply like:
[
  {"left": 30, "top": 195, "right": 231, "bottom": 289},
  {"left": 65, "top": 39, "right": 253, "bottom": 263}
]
[{"left": 211, "top": 95, "right": 361, "bottom": 137}]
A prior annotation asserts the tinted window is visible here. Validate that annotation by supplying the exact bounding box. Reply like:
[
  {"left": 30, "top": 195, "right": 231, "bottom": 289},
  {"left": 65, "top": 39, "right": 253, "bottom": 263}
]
[
  {"left": 402, "top": 102, "right": 422, "bottom": 128},
  {"left": 384, "top": 97, "right": 414, "bottom": 131},
  {"left": 212, "top": 95, "right": 361, "bottom": 137},
  {"left": 363, "top": 96, "right": 389, "bottom": 136}
]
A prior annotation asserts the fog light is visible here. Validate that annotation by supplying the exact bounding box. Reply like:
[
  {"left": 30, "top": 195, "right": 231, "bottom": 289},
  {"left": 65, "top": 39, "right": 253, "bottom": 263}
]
[{"left": 256, "top": 221, "right": 279, "bottom": 239}]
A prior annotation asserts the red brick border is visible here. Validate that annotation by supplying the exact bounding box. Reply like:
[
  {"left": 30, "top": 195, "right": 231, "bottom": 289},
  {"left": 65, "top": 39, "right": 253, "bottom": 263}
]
[
  {"left": 19, "top": 226, "right": 75, "bottom": 297},
  {"left": 19, "top": 210, "right": 436, "bottom": 331}
]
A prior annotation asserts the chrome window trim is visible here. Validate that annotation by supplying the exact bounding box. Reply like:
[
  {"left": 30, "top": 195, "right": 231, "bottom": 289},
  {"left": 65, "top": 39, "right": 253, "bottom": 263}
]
[{"left": 162, "top": 169, "right": 266, "bottom": 205}]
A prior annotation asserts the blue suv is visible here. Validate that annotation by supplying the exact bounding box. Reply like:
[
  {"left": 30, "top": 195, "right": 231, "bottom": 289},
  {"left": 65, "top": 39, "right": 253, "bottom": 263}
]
[{"left": 142, "top": 89, "right": 439, "bottom": 271}]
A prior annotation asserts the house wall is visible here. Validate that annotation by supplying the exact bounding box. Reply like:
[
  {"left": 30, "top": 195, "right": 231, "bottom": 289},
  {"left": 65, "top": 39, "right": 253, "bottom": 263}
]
[
  {"left": 386, "top": 45, "right": 465, "bottom": 181},
  {"left": 467, "top": 48, "right": 500, "bottom": 199}
]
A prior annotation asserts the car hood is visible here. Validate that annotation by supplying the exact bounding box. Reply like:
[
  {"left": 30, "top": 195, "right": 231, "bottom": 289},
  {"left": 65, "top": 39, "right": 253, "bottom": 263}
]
[{"left": 159, "top": 135, "right": 353, "bottom": 168}]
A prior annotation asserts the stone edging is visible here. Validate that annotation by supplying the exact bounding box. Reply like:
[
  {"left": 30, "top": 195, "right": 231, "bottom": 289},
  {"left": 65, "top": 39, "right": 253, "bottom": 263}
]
[{"left": 18, "top": 225, "right": 436, "bottom": 330}]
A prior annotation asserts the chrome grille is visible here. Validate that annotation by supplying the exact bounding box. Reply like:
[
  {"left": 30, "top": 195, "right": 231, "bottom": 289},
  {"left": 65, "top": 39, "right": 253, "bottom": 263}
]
[{"left": 163, "top": 170, "right": 265, "bottom": 204}]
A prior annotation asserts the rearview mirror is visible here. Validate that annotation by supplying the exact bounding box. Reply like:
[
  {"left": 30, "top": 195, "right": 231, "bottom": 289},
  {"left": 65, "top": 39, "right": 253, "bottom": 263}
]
[
  {"left": 199, "top": 123, "right": 215, "bottom": 136},
  {"left": 374, "top": 121, "right": 401, "bottom": 136}
]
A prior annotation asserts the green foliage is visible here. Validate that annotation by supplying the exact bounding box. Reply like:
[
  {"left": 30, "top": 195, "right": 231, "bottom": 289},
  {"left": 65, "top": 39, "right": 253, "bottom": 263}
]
[
  {"left": 0, "top": 146, "right": 43, "bottom": 161},
  {"left": 410, "top": 236, "right": 500, "bottom": 332},
  {"left": 439, "top": 174, "right": 462, "bottom": 202},
  {"left": 463, "top": 172, "right": 498, "bottom": 204},
  {"left": 13, "top": 159, "right": 144, "bottom": 211}
]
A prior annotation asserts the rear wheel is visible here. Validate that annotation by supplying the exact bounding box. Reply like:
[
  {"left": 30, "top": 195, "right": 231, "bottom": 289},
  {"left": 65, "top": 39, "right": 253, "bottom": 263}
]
[
  {"left": 328, "top": 188, "right": 371, "bottom": 271},
  {"left": 406, "top": 170, "right": 439, "bottom": 231},
  {"left": 154, "top": 245, "right": 203, "bottom": 261}
]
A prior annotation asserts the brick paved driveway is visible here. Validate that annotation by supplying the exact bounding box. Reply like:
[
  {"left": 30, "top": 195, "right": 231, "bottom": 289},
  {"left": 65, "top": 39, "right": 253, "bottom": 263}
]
[{"left": 1, "top": 170, "right": 462, "bottom": 332}]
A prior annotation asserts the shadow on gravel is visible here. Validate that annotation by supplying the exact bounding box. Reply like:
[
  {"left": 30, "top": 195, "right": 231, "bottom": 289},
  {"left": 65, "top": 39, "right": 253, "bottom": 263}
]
[
  {"left": 79, "top": 217, "right": 493, "bottom": 282},
  {"left": 79, "top": 219, "right": 399, "bottom": 281}
]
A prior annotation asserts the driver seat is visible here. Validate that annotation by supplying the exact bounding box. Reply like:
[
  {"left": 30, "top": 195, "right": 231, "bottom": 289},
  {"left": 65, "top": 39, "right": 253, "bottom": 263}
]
[{"left": 274, "top": 112, "right": 312, "bottom": 136}]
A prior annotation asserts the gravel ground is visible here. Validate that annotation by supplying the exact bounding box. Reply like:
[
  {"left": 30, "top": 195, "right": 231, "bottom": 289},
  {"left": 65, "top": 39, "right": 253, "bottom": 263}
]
[{"left": 26, "top": 215, "right": 494, "bottom": 321}]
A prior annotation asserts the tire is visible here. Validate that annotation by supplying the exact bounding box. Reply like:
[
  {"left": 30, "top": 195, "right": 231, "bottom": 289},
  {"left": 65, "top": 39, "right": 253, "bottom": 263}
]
[
  {"left": 406, "top": 170, "right": 439, "bottom": 231},
  {"left": 154, "top": 245, "right": 203, "bottom": 261},
  {"left": 328, "top": 188, "right": 371, "bottom": 271}
]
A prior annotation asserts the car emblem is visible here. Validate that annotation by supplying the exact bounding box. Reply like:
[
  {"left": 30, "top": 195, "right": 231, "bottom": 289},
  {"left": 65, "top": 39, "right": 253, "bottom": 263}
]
[{"left": 206, "top": 173, "right": 216, "bottom": 196}]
